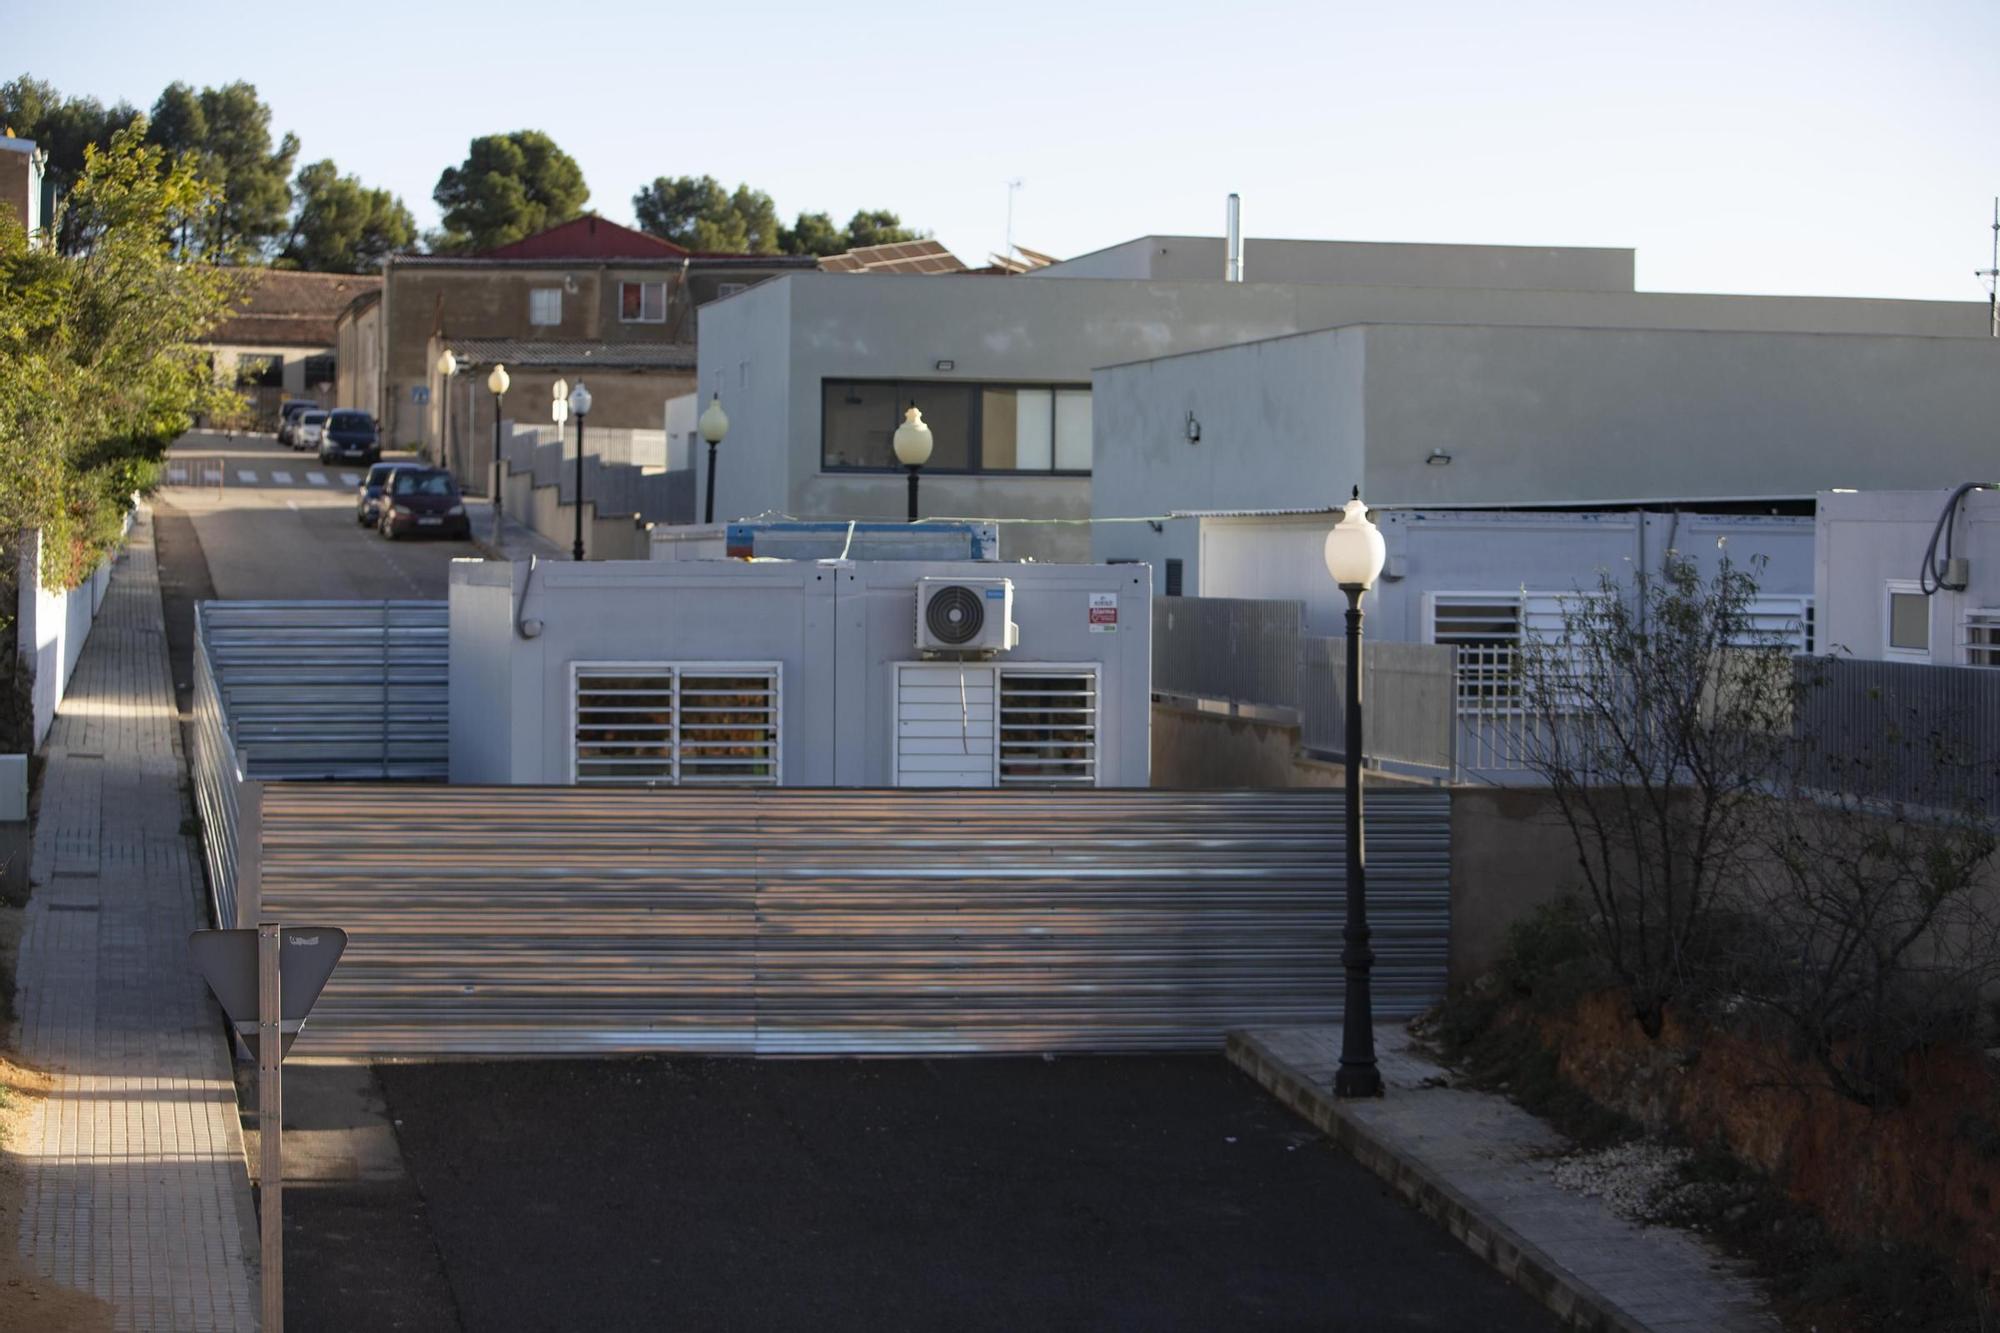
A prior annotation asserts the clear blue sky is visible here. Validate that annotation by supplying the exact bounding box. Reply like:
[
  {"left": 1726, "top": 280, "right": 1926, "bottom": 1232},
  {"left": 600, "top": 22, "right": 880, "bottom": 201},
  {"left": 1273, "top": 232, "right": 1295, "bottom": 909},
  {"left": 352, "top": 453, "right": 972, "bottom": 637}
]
[{"left": 11, "top": 0, "right": 1997, "bottom": 301}]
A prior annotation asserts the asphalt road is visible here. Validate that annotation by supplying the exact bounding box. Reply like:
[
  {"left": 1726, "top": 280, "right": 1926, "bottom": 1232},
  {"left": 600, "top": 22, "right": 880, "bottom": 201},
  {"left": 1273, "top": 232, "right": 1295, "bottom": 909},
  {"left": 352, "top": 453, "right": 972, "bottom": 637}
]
[
  {"left": 368, "top": 1057, "right": 1558, "bottom": 1333},
  {"left": 160, "top": 430, "right": 469, "bottom": 600}
]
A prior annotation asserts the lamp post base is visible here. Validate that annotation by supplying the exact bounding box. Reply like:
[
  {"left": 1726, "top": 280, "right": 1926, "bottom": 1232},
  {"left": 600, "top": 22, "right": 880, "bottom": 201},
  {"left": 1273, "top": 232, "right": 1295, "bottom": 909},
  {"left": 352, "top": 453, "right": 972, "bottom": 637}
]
[{"left": 1333, "top": 1061, "right": 1384, "bottom": 1099}]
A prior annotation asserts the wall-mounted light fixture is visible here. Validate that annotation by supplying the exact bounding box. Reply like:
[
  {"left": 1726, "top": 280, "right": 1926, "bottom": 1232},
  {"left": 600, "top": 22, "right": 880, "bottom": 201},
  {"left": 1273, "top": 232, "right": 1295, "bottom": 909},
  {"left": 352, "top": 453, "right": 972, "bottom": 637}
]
[
  {"left": 934, "top": 359, "right": 956, "bottom": 372},
  {"left": 1426, "top": 449, "right": 1453, "bottom": 466},
  {"left": 1185, "top": 412, "right": 1201, "bottom": 444}
]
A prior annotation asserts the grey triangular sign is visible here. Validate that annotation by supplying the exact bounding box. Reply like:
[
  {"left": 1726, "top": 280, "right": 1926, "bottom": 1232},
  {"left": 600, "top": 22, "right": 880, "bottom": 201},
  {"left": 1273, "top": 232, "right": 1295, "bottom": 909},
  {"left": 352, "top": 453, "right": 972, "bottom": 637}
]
[{"left": 189, "top": 927, "right": 347, "bottom": 1060}]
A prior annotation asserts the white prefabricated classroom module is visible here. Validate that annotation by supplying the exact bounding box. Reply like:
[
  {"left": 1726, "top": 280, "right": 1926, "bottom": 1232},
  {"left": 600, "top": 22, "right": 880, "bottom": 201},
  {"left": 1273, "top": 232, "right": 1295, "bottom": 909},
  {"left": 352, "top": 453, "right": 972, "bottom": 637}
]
[{"left": 448, "top": 557, "right": 1152, "bottom": 787}]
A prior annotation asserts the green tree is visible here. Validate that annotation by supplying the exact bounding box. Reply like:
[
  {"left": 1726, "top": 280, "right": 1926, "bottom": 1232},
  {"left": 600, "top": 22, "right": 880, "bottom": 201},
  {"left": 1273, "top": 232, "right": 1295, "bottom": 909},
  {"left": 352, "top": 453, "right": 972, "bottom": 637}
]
[
  {"left": 632, "top": 175, "right": 781, "bottom": 253},
  {"left": 841, "top": 208, "right": 921, "bottom": 250},
  {"left": 278, "top": 159, "right": 415, "bottom": 272},
  {"left": 433, "top": 131, "right": 588, "bottom": 253},
  {"left": 0, "top": 75, "right": 139, "bottom": 252},
  {"left": 146, "top": 81, "right": 298, "bottom": 259},
  {"left": 0, "top": 120, "right": 242, "bottom": 594},
  {"left": 777, "top": 210, "right": 845, "bottom": 257}
]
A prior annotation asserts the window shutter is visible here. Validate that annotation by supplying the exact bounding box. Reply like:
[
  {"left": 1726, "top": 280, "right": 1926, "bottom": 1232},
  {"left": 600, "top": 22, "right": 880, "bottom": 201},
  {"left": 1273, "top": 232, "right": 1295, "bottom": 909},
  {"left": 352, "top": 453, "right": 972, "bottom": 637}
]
[
  {"left": 894, "top": 664, "right": 996, "bottom": 787},
  {"left": 998, "top": 670, "right": 1099, "bottom": 785}
]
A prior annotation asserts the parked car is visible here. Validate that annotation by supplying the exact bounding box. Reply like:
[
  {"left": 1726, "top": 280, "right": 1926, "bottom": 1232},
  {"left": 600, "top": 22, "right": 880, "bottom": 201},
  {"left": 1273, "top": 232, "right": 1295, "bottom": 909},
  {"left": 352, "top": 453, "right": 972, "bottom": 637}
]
[
  {"left": 356, "top": 462, "right": 417, "bottom": 526},
  {"left": 378, "top": 467, "right": 470, "bottom": 541},
  {"left": 277, "top": 400, "right": 318, "bottom": 447},
  {"left": 295, "top": 410, "right": 329, "bottom": 453},
  {"left": 318, "top": 410, "right": 381, "bottom": 466}
]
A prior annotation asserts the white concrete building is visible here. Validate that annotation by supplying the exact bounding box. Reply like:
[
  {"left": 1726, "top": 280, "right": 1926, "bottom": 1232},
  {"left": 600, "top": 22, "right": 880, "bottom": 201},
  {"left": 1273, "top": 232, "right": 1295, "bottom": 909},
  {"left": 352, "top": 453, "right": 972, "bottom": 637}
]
[
  {"left": 1815, "top": 486, "right": 2000, "bottom": 667},
  {"left": 1089, "top": 323, "right": 1998, "bottom": 582},
  {"left": 448, "top": 556, "right": 1152, "bottom": 788},
  {"left": 691, "top": 234, "right": 1990, "bottom": 563}
]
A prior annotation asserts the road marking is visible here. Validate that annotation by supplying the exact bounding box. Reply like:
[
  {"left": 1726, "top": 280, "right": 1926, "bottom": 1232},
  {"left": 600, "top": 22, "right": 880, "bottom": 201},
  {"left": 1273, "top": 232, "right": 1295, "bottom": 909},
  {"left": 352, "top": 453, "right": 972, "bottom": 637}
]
[
  {"left": 307, "top": 471, "right": 328, "bottom": 486},
  {"left": 340, "top": 472, "right": 361, "bottom": 486},
  {"left": 271, "top": 470, "right": 292, "bottom": 485},
  {"left": 166, "top": 466, "right": 187, "bottom": 483},
  {"left": 237, "top": 469, "right": 258, "bottom": 484}
]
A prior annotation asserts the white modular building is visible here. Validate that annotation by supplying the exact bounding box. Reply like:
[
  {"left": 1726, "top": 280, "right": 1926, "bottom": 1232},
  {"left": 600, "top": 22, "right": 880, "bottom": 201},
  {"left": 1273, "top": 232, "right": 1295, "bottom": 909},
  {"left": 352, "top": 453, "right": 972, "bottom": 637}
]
[
  {"left": 448, "top": 557, "right": 1152, "bottom": 788},
  {"left": 1815, "top": 486, "right": 2000, "bottom": 667}
]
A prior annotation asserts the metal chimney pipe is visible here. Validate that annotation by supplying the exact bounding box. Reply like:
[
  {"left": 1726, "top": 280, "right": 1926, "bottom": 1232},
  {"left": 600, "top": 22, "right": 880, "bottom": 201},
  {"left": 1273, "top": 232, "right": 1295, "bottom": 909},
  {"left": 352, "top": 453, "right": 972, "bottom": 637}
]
[{"left": 1225, "top": 194, "right": 1243, "bottom": 283}]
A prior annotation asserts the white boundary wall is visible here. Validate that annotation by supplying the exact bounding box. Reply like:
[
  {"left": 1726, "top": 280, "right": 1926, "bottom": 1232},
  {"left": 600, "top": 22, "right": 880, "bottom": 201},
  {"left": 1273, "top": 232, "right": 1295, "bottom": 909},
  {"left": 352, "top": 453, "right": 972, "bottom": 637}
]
[{"left": 16, "top": 517, "right": 129, "bottom": 750}]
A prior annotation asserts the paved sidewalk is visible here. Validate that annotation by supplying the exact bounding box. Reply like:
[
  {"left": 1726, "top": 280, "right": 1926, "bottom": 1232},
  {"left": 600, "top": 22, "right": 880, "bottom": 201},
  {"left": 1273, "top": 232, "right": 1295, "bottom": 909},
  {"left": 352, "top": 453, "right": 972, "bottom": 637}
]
[
  {"left": 10, "top": 508, "right": 260, "bottom": 1331},
  {"left": 464, "top": 498, "right": 567, "bottom": 563},
  {"left": 1231, "top": 1024, "right": 1775, "bottom": 1333}
]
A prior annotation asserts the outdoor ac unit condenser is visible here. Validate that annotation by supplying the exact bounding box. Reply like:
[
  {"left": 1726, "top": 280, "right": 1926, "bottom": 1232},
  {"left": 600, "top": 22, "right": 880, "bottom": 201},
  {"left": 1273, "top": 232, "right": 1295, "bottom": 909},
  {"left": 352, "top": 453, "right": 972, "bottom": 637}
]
[{"left": 915, "top": 577, "right": 1019, "bottom": 654}]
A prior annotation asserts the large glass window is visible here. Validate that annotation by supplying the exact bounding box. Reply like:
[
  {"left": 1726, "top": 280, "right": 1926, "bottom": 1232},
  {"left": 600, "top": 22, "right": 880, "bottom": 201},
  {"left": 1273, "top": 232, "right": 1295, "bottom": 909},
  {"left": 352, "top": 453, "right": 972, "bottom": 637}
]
[{"left": 822, "top": 379, "right": 1090, "bottom": 474}]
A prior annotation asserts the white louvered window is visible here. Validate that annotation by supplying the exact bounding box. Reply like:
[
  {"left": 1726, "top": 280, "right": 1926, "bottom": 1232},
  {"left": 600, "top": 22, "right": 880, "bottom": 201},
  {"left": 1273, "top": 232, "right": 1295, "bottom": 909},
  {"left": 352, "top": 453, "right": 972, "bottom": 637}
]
[
  {"left": 573, "top": 663, "right": 780, "bottom": 786},
  {"left": 1736, "top": 596, "right": 1813, "bottom": 652},
  {"left": 1429, "top": 594, "right": 1523, "bottom": 712},
  {"left": 1966, "top": 610, "right": 2000, "bottom": 668},
  {"left": 998, "top": 669, "right": 1098, "bottom": 785},
  {"left": 892, "top": 664, "right": 1101, "bottom": 787},
  {"left": 529, "top": 288, "right": 562, "bottom": 326}
]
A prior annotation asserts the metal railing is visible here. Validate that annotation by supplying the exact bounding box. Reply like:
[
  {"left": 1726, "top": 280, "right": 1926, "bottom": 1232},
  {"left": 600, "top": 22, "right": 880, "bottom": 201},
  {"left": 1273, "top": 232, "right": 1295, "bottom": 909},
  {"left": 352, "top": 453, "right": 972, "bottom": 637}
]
[
  {"left": 1153, "top": 597, "right": 1456, "bottom": 776},
  {"left": 160, "top": 456, "right": 227, "bottom": 497},
  {"left": 196, "top": 601, "right": 450, "bottom": 781},
  {"left": 238, "top": 784, "right": 1452, "bottom": 1057},
  {"left": 188, "top": 612, "right": 246, "bottom": 928}
]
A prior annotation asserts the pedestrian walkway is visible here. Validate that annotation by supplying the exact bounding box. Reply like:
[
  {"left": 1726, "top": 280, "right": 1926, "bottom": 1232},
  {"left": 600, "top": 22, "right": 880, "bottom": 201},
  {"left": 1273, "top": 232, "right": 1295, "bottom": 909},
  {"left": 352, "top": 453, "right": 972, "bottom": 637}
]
[
  {"left": 464, "top": 498, "right": 569, "bottom": 562},
  {"left": 162, "top": 458, "right": 364, "bottom": 491},
  {"left": 10, "top": 508, "right": 260, "bottom": 1331},
  {"left": 1230, "top": 1024, "right": 1775, "bottom": 1333}
]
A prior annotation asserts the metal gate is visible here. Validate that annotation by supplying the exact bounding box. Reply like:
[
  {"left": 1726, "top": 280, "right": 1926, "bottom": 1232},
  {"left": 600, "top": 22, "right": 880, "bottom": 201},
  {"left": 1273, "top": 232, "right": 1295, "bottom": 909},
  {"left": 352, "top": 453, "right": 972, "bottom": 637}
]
[{"left": 232, "top": 783, "right": 1450, "bottom": 1057}]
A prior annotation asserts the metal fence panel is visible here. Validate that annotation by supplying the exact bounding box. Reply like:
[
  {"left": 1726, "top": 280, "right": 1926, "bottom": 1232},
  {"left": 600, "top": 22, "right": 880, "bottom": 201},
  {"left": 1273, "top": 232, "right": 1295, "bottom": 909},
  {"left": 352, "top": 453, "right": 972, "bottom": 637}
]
[
  {"left": 188, "top": 612, "right": 242, "bottom": 928},
  {"left": 253, "top": 785, "right": 1451, "bottom": 1057},
  {"left": 197, "top": 601, "right": 449, "bottom": 780},
  {"left": 1299, "top": 637, "right": 1456, "bottom": 776},
  {"left": 1152, "top": 597, "right": 1304, "bottom": 712},
  {"left": 1794, "top": 655, "right": 2000, "bottom": 813}
]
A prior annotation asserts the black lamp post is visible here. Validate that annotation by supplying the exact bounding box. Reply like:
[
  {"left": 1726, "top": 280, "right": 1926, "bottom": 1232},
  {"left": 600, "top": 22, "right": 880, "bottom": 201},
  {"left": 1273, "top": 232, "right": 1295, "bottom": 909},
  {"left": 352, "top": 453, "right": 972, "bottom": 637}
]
[
  {"left": 569, "top": 381, "right": 592, "bottom": 561},
  {"left": 1323, "top": 485, "right": 1388, "bottom": 1099},
  {"left": 486, "top": 364, "right": 509, "bottom": 540},
  {"left": 892, "top": 403, "right": 933, "bottom": 522},
  {"left": 699, "top": 393, "right": 729, "bottom": 525}
]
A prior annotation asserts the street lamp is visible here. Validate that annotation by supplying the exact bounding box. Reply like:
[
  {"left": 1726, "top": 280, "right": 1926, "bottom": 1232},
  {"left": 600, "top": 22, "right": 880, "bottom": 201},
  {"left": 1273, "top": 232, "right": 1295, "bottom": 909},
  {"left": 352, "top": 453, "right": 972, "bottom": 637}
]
[
  {"left": 699, "top": 394, "right": 729, "bottom": 525},
  {"left": 1323, "top": 485, "right": 1388, "bottom": 1099},
  {"left": 892, "top": 403, "right": 933, "bottom": 523},
  {"left": 568, "top": 381, "right": 592, "bottom": 561},
  {"left": 435, "top": 348, "right": 458, "bottom": 470},
  {"left": 486, "top": 364, "right": 509, "bottom": 541}
]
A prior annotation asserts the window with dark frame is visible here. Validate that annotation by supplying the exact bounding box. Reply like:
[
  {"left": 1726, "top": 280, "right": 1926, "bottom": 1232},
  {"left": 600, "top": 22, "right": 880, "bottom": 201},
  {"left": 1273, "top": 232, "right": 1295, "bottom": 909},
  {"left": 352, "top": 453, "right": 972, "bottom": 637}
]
[{"left": 820, "top": 379, "right": 1091, "bottom": 475}]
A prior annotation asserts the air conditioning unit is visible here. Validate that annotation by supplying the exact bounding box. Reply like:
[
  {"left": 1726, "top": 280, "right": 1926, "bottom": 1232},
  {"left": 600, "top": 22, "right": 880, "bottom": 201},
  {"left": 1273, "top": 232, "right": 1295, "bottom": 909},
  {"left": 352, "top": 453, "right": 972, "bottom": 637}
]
[{"left": 916, "top": 577, "right": 1019, "bottom": 654}]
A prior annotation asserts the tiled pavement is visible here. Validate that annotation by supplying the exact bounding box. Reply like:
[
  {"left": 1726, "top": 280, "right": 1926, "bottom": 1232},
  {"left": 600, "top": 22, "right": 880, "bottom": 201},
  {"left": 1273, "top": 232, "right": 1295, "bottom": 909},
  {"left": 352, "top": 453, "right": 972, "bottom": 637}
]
[
  {"left": 11, "top": 508, "right": 260, "bottom": 1330},
  {"left": 1232, "top": 1024, "right": 1777, "bottom": 1333}
]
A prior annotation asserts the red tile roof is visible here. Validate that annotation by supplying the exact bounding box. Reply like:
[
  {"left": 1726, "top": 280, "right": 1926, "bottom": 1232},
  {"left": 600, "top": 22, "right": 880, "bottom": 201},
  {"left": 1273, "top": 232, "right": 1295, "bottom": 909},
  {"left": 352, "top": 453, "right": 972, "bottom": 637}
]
[{"left": 482, "top": 215, "right": 690, "bottom": 261}]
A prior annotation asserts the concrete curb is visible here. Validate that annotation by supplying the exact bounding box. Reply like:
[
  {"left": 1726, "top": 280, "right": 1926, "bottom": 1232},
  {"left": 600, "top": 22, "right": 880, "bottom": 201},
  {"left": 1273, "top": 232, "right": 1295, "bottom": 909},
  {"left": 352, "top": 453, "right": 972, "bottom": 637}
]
[{"left": 1226, "top": 1030, "right": 1649, "bottom": 1333}]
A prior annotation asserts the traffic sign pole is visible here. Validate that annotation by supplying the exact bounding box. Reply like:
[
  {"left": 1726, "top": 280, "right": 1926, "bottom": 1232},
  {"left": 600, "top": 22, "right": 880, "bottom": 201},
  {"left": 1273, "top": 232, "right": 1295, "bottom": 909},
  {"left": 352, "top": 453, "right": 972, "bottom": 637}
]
[{"left": 258, "top": 923, "right": 284, "bottom": 1332}]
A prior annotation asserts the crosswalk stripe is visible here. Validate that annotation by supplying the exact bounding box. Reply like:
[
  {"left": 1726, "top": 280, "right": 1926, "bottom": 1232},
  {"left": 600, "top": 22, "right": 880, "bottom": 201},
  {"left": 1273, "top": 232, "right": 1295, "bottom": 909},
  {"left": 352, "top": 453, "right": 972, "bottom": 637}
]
[
  {"left": 237, "top": 469, "right": 257, "bottom": 484},
  {"left": 307, "top": 471, "right": 328, "bottom": 486},
  {"left": 340, "top": 472, "right": 361, "bottom": 486},
  {"left": 271, "top": 470, "right": 292, "bottom": 485}
]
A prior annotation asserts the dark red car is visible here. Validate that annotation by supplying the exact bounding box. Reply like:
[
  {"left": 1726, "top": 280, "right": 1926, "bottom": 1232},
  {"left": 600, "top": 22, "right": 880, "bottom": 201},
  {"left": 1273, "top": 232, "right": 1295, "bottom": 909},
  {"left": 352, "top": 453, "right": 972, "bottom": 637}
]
[{"left": 378, "top": 467, "right": 471, "bottom": 541}]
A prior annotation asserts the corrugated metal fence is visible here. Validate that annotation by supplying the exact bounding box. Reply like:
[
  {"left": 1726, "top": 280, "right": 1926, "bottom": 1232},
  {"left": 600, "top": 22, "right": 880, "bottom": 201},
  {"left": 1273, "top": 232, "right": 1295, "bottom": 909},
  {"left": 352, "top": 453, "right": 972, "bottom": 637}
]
[
  {"left": 237, "top": 784, "right": 1451, "bottom": 1057},
  {"left": 197, "top": 600, "right": 449, "bottom": 780},
  {"left": 1793, "top": 655, "right": 2000, "bottom": 814},
  {"left": 1153, "top": 597, "right": 1456, "bottom": 777},
  {"left": 189, "top": 616, "right": 245, "bottom": 929}
]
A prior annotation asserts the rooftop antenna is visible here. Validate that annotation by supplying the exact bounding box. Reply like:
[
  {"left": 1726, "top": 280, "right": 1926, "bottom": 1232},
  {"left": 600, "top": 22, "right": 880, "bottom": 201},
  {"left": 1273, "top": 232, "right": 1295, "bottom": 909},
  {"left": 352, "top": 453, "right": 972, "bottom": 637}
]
[
  {"left": 1005, "top": 179, "right": 1024, "bottom": 267},
  {"left": 1980, "top": 196, "right": 1999, "bottom": 337}
]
